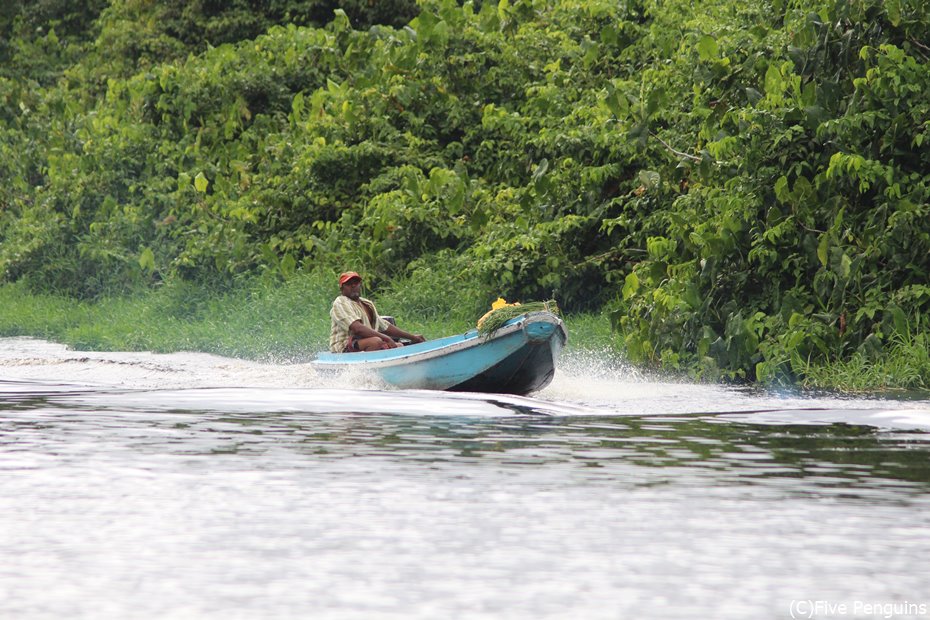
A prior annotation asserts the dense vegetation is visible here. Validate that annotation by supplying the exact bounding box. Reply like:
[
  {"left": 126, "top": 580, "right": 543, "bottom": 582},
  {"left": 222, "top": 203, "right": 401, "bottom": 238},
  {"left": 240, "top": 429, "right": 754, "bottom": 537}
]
[{"left": 2, "top": 0, "right": 929, "bottom": 388}]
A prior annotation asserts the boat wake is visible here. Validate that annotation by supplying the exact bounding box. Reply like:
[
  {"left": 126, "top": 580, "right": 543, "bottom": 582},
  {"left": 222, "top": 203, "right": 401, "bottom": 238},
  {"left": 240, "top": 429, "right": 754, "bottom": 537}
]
[{"left": 2, "top": 337, "right": 930, "bottom": 431}]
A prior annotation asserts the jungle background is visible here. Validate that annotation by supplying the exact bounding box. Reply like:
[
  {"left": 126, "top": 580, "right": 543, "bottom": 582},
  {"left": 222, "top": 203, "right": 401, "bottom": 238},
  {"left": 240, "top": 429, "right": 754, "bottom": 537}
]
[{"left": 2, "top": 0, "right": 929, "bottom": 389}]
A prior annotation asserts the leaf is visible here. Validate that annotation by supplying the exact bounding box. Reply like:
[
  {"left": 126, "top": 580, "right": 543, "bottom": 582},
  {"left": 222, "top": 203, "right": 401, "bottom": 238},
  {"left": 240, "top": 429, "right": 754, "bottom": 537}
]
[
  {"left": 696, "top": 35, "right": 719, "bottom": 61},
  {"left": 837, "top": 252, "right": 851, "bottom": 279},
  {"left": 628, "top": 121, "right": 649, "bottom": 144},
  {"left": 194, "top": 172, "right": 209, "bottom": 194},
  {"left": 497, "top": 0, "right": 510, "bottom": 22},
  {"left": 279, "top": 253, "right": 296, "bottom": 279},
  {"left": 291, "top": 92, "right": 305, "bottom": 120},
  {"left": 885, "top": 0, "right": 902, "bottom": 26},
  {"left": 532, "top": 158, "right": 549, "bottom": 182},
  {"left": 793, "top": 175, "right": 813, "bottom": 204},
  {"left": 622, "top": 272, "right": 640, "bottom": 300},
  {"left": 889, "top": 305, "right": 907, "bottom": 336},
  {"left": 774, "top": 175, "right": 790, "bottom": 203},
  {"left": 600, "top": 24, "right": 619, "bottom": 46},
  {"left": 138, "top": 247, "right": 155, "bottom": 272},
  {"left": 764, "top": 64, "right": 783, "bottom": 98},
  {"left": 414, "top": 9, "right": 438, "bottom": 41},
  {"left": 645, "top": 87, "right": 666, "bottom": 117},
  {"left": 604, "top": 89, "right": 630, "bottom": 118},
  {"left": 638, "top": 170, "right": 661, "bottom": 189},
  {"left": 817, "top": 234, "right": 829, "bottom": 267}
]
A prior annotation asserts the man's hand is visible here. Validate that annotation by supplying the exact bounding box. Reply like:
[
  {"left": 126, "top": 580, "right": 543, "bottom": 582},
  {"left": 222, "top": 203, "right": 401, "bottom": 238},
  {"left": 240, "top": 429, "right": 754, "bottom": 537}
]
[{"left": 384, "top": 323, "right": 426, "bottom": 345}]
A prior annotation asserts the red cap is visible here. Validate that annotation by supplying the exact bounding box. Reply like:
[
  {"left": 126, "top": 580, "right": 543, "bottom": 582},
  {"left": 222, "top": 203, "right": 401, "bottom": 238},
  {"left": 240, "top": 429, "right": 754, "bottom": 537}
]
[{"left": 339, "top": 271, "right": 361, "bottom": 286}]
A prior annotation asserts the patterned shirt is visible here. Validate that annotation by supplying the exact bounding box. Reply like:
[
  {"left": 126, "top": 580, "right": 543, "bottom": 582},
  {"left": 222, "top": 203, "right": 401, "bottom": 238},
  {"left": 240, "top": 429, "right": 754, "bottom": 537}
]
[{"left": 329, "top": 295, "right": 390, "bottom": 353}]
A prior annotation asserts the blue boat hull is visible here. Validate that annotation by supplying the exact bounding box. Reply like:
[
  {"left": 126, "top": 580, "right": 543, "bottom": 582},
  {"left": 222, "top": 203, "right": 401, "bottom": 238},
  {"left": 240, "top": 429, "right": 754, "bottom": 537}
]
[{"left": 312, "top": 312, "right": 567, "bottom": 395}]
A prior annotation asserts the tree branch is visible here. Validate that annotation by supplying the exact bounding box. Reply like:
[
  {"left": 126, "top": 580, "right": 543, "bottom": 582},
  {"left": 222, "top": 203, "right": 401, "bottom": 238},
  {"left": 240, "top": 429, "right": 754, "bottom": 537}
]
[{"left": 650, "top": 131, "right": 703, "bottom": 162}]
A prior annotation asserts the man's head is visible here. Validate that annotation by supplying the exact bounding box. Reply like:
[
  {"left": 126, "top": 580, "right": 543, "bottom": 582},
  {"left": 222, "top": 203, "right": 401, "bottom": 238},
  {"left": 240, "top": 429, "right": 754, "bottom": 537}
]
[{"left": 339, "top": 271, "right": 362, "bottom": 299}]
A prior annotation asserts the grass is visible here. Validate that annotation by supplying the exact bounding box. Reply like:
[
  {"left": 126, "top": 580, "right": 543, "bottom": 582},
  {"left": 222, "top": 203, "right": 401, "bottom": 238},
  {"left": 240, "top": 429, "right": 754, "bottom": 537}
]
[
  {"left": 800, "top": 331, "right": 930, "bottom": 393},
  {"left": 0, "top": 276, "right": 333, "bottom": 362}
]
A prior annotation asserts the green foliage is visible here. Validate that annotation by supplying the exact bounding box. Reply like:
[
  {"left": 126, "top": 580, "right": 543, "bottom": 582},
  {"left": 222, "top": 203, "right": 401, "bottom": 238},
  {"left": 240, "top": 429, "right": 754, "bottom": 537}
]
[
  {"left": 0, "top": 0, "right": 106, "bottom": 80},
  {"left": 80, "top": 0, "right": 419, "bottom": 85},
  {"left": 477, "top": 300, "right": 560, "bottom": 336},
  {"left": 2, "top": 0, "right": 930, "bottom": 388},
  {"left": 604, "top": 0, "right": 930, "bottom": 383},
  {"left": 800, "top": 316, "right": 930, "bottom": 392}
]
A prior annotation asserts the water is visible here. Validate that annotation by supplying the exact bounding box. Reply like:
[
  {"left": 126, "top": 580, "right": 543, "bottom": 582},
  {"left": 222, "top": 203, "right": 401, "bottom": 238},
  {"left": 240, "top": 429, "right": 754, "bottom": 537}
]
[{"left": 2, "top": 336, "right": 930, "bottom": 620}]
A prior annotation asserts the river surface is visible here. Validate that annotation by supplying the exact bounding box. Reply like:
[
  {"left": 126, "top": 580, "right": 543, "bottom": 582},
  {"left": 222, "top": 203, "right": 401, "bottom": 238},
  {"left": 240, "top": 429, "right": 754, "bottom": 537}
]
[{"left": 2, "top": 336, "right": 930, "bottom": 620}]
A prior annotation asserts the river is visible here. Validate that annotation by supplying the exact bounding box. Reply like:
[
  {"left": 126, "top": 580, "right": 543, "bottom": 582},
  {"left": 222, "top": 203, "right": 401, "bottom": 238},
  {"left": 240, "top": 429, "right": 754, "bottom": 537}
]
[{"left": 2, "top": 336, "right": 930, "bottom": 619}]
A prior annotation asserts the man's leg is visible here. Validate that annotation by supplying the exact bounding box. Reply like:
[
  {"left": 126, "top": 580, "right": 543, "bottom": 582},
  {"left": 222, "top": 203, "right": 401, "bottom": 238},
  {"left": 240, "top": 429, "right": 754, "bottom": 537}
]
[{"left": 356, "top": 336, "right": 390, "bottom": 351}]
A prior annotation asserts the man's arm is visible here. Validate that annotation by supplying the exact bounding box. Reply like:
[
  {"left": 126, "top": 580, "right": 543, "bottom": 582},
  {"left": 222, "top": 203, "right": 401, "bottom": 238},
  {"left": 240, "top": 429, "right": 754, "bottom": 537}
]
[{"left": 383, "top": 323, "right": 425, "bottom": 344}]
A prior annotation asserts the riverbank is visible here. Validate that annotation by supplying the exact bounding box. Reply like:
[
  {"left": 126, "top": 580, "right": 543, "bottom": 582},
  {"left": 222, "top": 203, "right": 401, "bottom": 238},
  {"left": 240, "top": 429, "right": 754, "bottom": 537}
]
[
  {"left": 0, "top": 276, "right": 618, "bottom": 364},
  {"left": 1, "top": 277, "right": 927, "bottom": 393}
]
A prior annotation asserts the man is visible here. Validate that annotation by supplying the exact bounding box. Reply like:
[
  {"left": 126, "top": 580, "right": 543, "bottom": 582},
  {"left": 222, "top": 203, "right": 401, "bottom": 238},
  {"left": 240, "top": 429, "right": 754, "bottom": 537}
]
[{"left": 329, "top": 271, "right": 426, "bottom": 353}]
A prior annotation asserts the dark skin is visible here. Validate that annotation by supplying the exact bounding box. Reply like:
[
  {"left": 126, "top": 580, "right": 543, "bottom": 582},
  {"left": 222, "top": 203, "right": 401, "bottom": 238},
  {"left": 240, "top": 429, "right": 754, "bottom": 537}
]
[{"left": 341, "top": 278, "right": 426, "bottom": 352}]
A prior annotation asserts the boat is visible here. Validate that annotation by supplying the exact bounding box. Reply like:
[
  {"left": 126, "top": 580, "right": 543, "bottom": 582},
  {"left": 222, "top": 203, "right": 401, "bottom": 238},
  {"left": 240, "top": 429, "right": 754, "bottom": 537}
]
[{"left": 312, "top": 311, "right": 567, "bottom": 395}]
